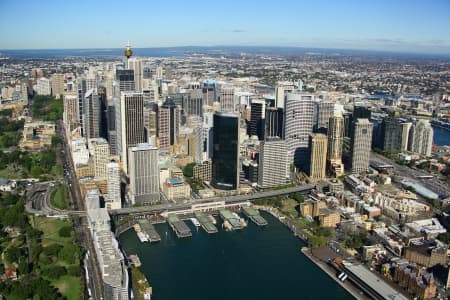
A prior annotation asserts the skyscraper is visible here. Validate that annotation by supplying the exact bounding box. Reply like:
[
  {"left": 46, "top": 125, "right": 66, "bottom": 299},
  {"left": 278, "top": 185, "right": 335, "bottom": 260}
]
[
  {"left": 408, "top": 120, "right": 433, "bottom": 157},
  {"left": 184, "top": 89, "right": 203, "bottom": 118},
  {"left": 98, "top": 86, "right": 108, "bottom": 140},
  {"left": 51, "top": 73, "right": 64, "bottom": 98},
  {"left": 211, "top": 112, "right": 239, "bottom": 190},
  {"left": 284, "top": 92, "right": 314, "bottom": 167},
  {"left": 106, "top": 162, "right": 121, "bottom": 210},
  {"left": 315, "top": 100, "right": 335, "bottom": 133},
  {"left": 351, "top": 119, "right": 373, "bottom": 174},
  {"left": 77, "top": 78, "right": 87, "bottom": 136},
  {"left": 157, "top": 98, "right": 180, "bottom": 151},
  {"left": 265, "top": 107, "right": 284, "bottom": 139},
  {"left": 258, "top": 138, "right": 289, "bottom": 188},
  {"left": 63, "top": 92, "right": 79, "bottom": 134},
  {"left": 327, "top": 112, "right": 345, "bottom": 177},
  {"left": 128, "top": 57, "right": 143, "bottom": 92},
  {"left": 116, "top": 69, "right": 135, "bottom": 92},
  {"left": 84, "top": 89, "right": 101, "bottom": 140},
  {"left": 248, "top": 99, "right": 266, "bottom": 140},
  {"left": 120, "top": 92, "right": 145, "bottom": 173},
  {"left": 202, "top": 80, "right": 216, "bottom": 106},
  {"left": 308, "top": 134, "right": 328, "bottom": 180},
  {"left": 128, "top": 143, "right": 160, "bottom": 205},
  {"left": 219, "top": 86, "right": 235, "bottom": 112},
  {"left": 90, "top": 138, "right": 110, "bottom": 180}
]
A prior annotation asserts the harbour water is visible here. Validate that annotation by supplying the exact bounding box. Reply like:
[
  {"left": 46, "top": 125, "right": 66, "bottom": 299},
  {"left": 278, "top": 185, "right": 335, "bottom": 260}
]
[
  {"left": 432, "top": 126, "right": 450, "bottom": 146},
  {"left": 119, "top": 212, "right": 353, "bottom": 300}
]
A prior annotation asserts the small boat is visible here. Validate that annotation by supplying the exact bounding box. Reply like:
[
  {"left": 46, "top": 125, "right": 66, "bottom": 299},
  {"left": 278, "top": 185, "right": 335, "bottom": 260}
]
[
  {"left": 137, "top": 232, "right": 149, "bottom": 242},
  {"left": 190, "top": 217, "right": 201, "bottom": 227}
]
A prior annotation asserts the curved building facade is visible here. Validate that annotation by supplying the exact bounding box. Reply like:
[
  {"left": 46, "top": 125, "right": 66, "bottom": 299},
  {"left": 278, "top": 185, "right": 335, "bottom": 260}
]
[{"left": 211, "top": 112, "right": 239, "bottom": 190}]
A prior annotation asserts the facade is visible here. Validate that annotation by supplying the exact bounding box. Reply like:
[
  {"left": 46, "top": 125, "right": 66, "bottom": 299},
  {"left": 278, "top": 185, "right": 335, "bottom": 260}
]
[
  {"left": 90, "top": 138, "right": 110, "bottom": 180},
  {"left": 63, "top": 92, "right": 79, "bottom": 134},
  {"left": 162, "top": 178, "right": 191, "bottom": 201},
  {"left": 318, "top": 208, "right": 341, "bottom": 228},
  {"left": 327, "top": 112, "right": 345, "bottom": 176},
  {"left": 404, "top": 242, "right": 447, "bottom": 267},
  {"left": 20, "top": 121, "right": 55, "bottom": 150},
  {"left": 316, "top": 100, "right": 335, "bottom": 132},
  {"left": 258, "top": 138, "right": 289, "bottom": 188},
  {"left": 158, "top": 98, "right": 180, "bottom": 151},
  {"left": 219, "top": 86, "right": 235, "bottom": 112},
  {"left": 116, "top": 69, "right": 135, "bottom": 92},
  {"left": 309, "top": 134, "right": 328, "bottom": 180},
  {"left": 202, "top": 80, "right": 216, "bottom": 106},
  {"left": 128, "top": 58, "right": 142, "bottom": 92},
  {"left": 284, "top": 92, "right": 314, "bottom": 167},
  {"left": 265, "top": 107, "right": 284, "bottom": 139},
  {"left": 351, "top": 119, "right": 373, "bottom": 174},
  {"left": 106, "top": 162, "right": 121, "bottom": 210},
  {"left": 36, "top": 77, "right": 51, "bottom": 95},
  {"left": 393, "top": 263, "right": 436, "bottom": 299},
  {"left": 84, "top": 89, "right": 101, "bottom": 140},
  {"left": 382, "top": 116, "right": 411, "bottom": 152},
  {"left": 408, "top": 120, "right": 433, "bottom": 157},
  {"left": 77, "top": 78, "right": 87, "bottom": 135},
  {"left": 211, "top": 112, "right": 239, "bottom": 190},
  {"left": 248, "top": 98, "right": 265, "bottom": 140},
  {"left": 51, "top": 73, "right": 64, "bottom": 97},
  {"left": 120, "top": 92, "right": 145, "bottom": 173},
  {"left": 193, "top": 160, "right": 212, "bottom": 182},
  {"left": 184, "top": 89, "right": 203, "bottom": 118},
  {"left": 128, "top": 144, "right": 160, "bottom": 205}
]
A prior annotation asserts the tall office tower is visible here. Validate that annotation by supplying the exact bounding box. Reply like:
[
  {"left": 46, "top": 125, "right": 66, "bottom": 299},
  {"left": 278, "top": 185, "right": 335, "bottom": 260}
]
[
  {"left": 275, "top": 82, "right": 295, "bottom": 109},
  {"left": 382, "top": 116, "right": 404, "bottom": 151},
  {"left": 315, "top": 101, "right": 335, "bottom": 133},
  {"left": 128, "top": 143, "right": 160, "bottom": 205},
  {"left": 258, "top": 138, "right": 289, "bottom": 188},
  {"left": 36, "top": 77, "right": 52, "bottom": 96},
  {"left": 265, "top": 107, "right": 284, "bottom": 139},
  {"left": 98, "top": 86, "right": 108, "bottom": 140},
  {"left": 284, "top": 92, "right": 314, "bottom": 167},
  {"left": 351, "top": 119, "right": 373, "bottom": 174},
  {"left": 106, "top": 162, "right": 121, "bottom": 210},
  {"left": 400, "top": 122, "right": 412, "bottom": 151},
  {"left": 143, "top": 103, "right": 158, "bottom": 142},
  {"left": 107, "top": 99, "right": 118, "bottom": 155},
  {"left": 211, "top": 112, "right": 239, "bottom": 190},
  {"left": 91, "top": 138, "right": 110, "bottom": 180},
  {"left": 408, "top": 120, "right": 433, "bottom": 157},
  {"left": 120, "top": 92, "right": 145, "bottom": 173},
  {"left": 248, "top": 99, "right": 266, "bottom": 140},
  {"left": 353, "top": 105, "right": 372, "bottom": 120},
  {"left": 128, "top": 58, "right": 143, "bottom": 92},
  {"left": 51, "top": 73, "right": 64, "bottom": 97},
  {"left": 308, "top": 134, "right": 328, "bottom": 180},
  {"left": 184, "top": 89, "right": 203, "bottom": 118},
  {"left": 77, "top": 78, "right": 87, "bottom": 136},
  {"left": 116, "top": 69, "right": 135, "bottom": 92},
  {"left": 84, "top": 89, "right": 101, "bottom": 139},
  {"left": 202, "top": 80, "right": 216, "bottom": 106},
  {"left": 327, "top": 112, "right": 344, "bottom": 161},
  {"left": 63, "top": 92, "right": 79, "bottom": 134},
  {"left": 86, "top": 74, "right": 98, "bottom": 91},
  {"left": 343, "top": 111, "right": 353, "bottom": 138},
  {"left": 143, "top": 66, "right": 152, "bottom": 79},
  {"left": 157, "top": 98, "right": 180, "bottom": 150},
  {"left": 219, "top": 86, "right": 235, "bottom": 112}
]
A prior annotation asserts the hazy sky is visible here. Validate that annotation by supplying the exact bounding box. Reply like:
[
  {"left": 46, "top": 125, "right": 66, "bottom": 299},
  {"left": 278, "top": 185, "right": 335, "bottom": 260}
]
[{"left": 1, "top": 0, "right": 449, "bottom": 54}]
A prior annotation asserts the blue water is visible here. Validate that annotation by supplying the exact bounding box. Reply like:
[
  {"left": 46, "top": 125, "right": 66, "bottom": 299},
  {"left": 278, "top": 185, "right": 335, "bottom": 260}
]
[
  {"left": 119, "top": 212, "right": 353, "bottom": 300},
  {"left": 432, "top": 126, "right": 450, "bottom": 146}
]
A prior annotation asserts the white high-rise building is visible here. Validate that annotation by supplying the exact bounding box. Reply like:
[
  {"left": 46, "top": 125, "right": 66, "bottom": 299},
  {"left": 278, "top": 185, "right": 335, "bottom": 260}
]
[
  {"left": 408, "top": 120, "right": 433, "bottom": 157},
  {"left": 351, "top": 119, "right": 373, "bottom": 174},
  {"left": 258, "top": 138, "right": 289, "bottom": 188},
  {"left": 106, "top": 162, "right": 121, "bottom": 210},
  {"left": 128, "top": 143, "right": 160, "bottom": 205},
  {"left": 90, "top": 138, "right": 110, "bottom": 180},
  {"left": 284, "top": 92, "right": 315, "bottom": 167},
  {"left": 128, "top": 58, "right": 143, "bottom": 92},
  {"left": 36, "top": 77, "right": 52, "bottom": 96},
  {"left": 51, "top": 73, "right": 64, "bottom": 98}
]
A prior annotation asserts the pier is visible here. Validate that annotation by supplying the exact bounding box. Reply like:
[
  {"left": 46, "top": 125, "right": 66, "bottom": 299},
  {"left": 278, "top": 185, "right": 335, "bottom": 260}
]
[
  {"left": 167, "top": 215, "right": 192, "bottom": 238},
  {"left": 138, "top": 219, "right": 161, "bottom": 242},
  {"left": 219, "top": 209, "right": 244, "bottom": 230},
  {"left": 194, "top": 212, "right": 218, "bottom": 234},
  {"left": 242, "top": 207, "right": 268, "bottom": 226}
]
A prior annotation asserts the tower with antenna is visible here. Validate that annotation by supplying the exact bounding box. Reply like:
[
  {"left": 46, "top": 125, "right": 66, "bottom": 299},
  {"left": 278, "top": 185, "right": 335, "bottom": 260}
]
[{"left": 124, "top": 41, "right": 133, "bottom": 68}]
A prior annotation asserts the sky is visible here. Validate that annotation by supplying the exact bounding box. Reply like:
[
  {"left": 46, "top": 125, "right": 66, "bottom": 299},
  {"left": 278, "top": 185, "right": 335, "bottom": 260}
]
[{"left": 0, "top": 0, "right": 449, "bottom": 54}]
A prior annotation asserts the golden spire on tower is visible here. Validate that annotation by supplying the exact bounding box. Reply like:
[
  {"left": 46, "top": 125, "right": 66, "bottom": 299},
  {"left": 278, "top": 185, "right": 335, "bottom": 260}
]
[{"left": 124, "top": 41, "right": 133, "bottom": 59}]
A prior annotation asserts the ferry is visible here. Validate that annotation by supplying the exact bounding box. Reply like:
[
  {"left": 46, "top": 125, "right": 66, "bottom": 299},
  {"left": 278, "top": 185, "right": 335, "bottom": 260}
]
[
  {"left": 232, "top": 212, "right": 247, "bottom": 227},
  {"left": 222, "top": 220, "right": 232, "bottom": 231},
  {"left": 190, "top": 217, "right": 201, "bottom": 227},
  {"left": 137, "top": 231, "right": 149, "bottom": 243},
  {"left": 207, "top": 214, "right": 217, "bottom": 225}
]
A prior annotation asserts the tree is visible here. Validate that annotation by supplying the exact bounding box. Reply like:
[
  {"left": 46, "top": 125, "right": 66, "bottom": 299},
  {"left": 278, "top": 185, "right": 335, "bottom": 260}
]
[
  {"left": 46, "top": 265, "right": 66, "bottom": 279},
  {"left": 18, "top": 257, "right": 29, "bottom": 275},
  {"left": 183, "top": 163, "right": 195, "bottom": 178},
  {"left": 59, "top": 243, "right": 79, "bottom": 264},
  {"left": 58, "top": 226, "right": 72, "bottom": 238},
  {"left": 293, "top": 192, "right": 304, "bottom": 203},
  {"left": 5, "top": 246, "right": 22, "bottom": 263},
  {"left": 51, "top": 135, "right": 62, "bottom": 148},
  {"left": 42, "top": 243, "right": 63, "bottom": 257},
  {"left": 67, "top": 265, "right": 81, "bottom": 276}
]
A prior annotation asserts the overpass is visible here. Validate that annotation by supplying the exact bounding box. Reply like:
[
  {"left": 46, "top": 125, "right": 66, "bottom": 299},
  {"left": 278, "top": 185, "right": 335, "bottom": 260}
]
[{"left": 109, "top": 184, "right": 315, "bottom": 217}]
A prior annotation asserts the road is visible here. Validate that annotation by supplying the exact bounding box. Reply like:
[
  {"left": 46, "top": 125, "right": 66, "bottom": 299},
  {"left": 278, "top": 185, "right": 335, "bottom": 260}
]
[
  {"left": 58, "top": 120, "right": 104, "bottom": 300},
  {"left": 370, "top": 152, "right": 449, "bottom": 197}
]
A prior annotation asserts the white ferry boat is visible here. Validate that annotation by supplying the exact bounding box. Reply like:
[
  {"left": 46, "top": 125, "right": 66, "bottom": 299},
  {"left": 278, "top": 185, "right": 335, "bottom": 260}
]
[{"left": 137, "top": 231, "right": 149, "bottom": 242}]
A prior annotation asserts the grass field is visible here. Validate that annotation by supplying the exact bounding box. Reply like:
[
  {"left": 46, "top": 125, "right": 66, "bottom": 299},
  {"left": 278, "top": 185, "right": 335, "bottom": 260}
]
[
  {"left": 52, "top": 275, "right": 83, "bottom": 300},
  {"left": 31, "top": 216, "right": 72, "bottom": 246},
  {"left": 280, "top": 198, "right": 299, "bottom": 218},
  {"left": 50, "top": 184, "right": 69, "bottom": 210}
]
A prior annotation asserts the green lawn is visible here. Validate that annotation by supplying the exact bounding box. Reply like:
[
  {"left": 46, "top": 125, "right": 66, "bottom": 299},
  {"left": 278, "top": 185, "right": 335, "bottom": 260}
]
[
  {"left": 50, "top": 185, "right": 69, "bottom": 210},
  {"left": 31, "top": 216, "right": 72, "bottom": 246},
  {"left": 280, "top": 198, "right": 299, "bottom": 218},
  {"left": 52, "top": 275, "right": 83, "bottom": 300}
]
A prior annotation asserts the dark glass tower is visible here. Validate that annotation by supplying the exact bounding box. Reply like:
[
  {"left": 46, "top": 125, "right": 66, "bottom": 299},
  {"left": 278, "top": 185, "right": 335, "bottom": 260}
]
[{"left": 211, "top": 112, "right": 239, "bottom": 190}]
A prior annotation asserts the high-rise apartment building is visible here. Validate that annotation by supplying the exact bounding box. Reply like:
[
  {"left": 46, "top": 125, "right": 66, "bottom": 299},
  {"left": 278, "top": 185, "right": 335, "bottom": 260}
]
[
  {"left": 128, "top": 143, "right": 160, "bottom": 205},
  {"left": 408, "top": 120, "right": 433, "bottom": 157},
  {"left": 258, "top": 138, "right": 289, "bottom": 188},
  {"left": 284, "top": 92, "right": 314, "bottom": 167},
  {"left": 106, "top": 162, "right": 121, "bottom": 210},
  {"left": 309, "top": 134, "right": 328, "bottom": 180},
  {"left": 157, "top": 98, "right": 180, "bottom": 151},
  {"left": 211, "top": 112, "right": 239, "bottom": 190},
  {"left": 51, "top": 73, "right": 64, "bottom": 97},
  {"left": 351, "top": 119, "right": 373, "bottom": 174}
]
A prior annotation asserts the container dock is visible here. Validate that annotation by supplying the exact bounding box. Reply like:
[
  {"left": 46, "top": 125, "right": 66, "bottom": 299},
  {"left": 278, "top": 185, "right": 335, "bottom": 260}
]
[
  {"left": 242, "top": 207, "right": 268, "bottom": 226},
  {"left": 219, "top": 209, "right": 244, "bottom": 230},
  {"left": 138, "top": 219, "right": 161, "bottom": 242},
  {"left": 194, "top": 212, "right": 218, "bottom": 234},
  {"left": 167, "top": 215, "right": 192, "bottom": 238}
]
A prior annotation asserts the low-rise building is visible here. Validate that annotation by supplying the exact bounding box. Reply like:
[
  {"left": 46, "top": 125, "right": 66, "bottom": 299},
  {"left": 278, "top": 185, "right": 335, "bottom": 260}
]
[
  {"left": 0, "top": 178, "right": 16, "bottom": 192},
  {"left": 193, "top": 160, "right": 212, "bottom": 182},
  {"left": 393, "top": 262, "right": 437, "bottom": 299},
  {"left": 404, "top": 240, "right": 447, "bottom": 267},
  {"left": 318, "top": 208, "right": 341, "bottom": 228},
  {"left": 405, "top": 218, "right": 446, "bottom": 240},
  {"left": 162, "top": 178, "right": 191, "bottom": 201},
  {"left": 20, "top": 121, "right": 55, "bottom": 150}
]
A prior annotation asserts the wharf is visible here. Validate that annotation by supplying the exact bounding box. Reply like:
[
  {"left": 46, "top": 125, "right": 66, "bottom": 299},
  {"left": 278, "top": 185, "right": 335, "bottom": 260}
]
[
  {"left": 219, "top": 209, "right": 243, "bottom": 230},
  {"left": 167, "top": 215, "right": 192, "bottom": 238},
  {"left": 129, "top": 254, "right": 142, "bottom": 267},
  {"left": 194, "top": 212, "right": 218, "bottom": 234},
  {"left": 138, "top": 219, "right": 161, "bottom": 242},
  {"left": 242, "top": 207, "right": 268, "bottom": 226}
]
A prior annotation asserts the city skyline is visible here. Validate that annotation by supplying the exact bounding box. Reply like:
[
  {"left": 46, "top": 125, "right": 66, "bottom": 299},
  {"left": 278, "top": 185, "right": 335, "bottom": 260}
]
[{"left": 0, "top": 0, "right": 449, "bottom": 55}]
